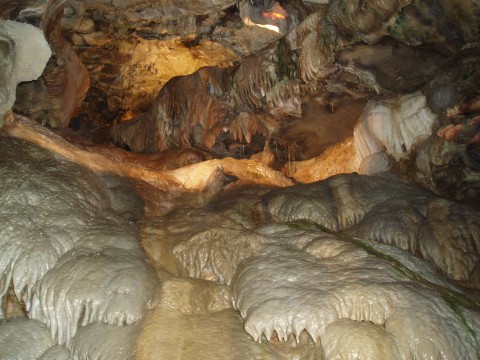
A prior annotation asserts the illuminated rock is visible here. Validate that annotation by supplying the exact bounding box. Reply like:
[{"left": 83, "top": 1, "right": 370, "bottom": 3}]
[
  {"left": 61, "top": 0, "right": 278, "bottom": 125},
  {"left": 110, "top": 39, "right": 299, "bottom": 156},
  {"left": 0, "top": 137, "right": 158, "bottom": 346},
  {"left": 354, "top": 92, "right": 436, "bottom": 172},
  {"left": 30, "top": 247, "right": 157, "bottom": 345},
  {"left": 0, "top": 137, "right": 110, "bottom": 317},
  {"left": 282, "top": 137, "right": 357, "bottom": 182}
]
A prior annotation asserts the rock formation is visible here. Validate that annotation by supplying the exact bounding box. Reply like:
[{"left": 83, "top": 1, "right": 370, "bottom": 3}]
[
  {"left": 0, "top": 0, "right": 479, "bottom": 358},
  {"left": 0, "top": 20, "right": 51, "bottom": 128}
]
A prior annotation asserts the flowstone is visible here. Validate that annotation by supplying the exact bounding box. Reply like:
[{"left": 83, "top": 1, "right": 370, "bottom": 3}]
[
  {"left": 0, "top": 318, "right": 58, "bottom": 359},
  {"left": 231, "top": 228, "right": 480, "bottom": 359},
  {"left": 262, "top": 172, "right": 480, "bottom": 287},
  {"left": 0, "top": 136, "right": 158, "bottom": 350}
]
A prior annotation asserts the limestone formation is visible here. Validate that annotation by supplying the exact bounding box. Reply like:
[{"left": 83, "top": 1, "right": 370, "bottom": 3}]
[
  {"left": 0, "top": 318, "right": 57, "bottom": 359},
  {"left": 262, "top": 172, "right": 480, "bottom": 287},
  {"left": 0, "top": 137, "right": 157, "bottom": 347},
  {"left": 0, "top": 20, "right": 51, "bottom": 127},
  {"left": 354, "top": 92, "right": 437, "bottom": 171},
  {"left": 1, "top": 0, "right": 480, "bottom": 358},
  {"left": 232, "top": 230, "right": 480, "bottom": 359}
]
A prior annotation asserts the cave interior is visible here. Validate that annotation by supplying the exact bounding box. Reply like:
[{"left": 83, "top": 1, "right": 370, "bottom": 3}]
[{"left": 0, "top": 0, "right": 480, "bottom": 359}]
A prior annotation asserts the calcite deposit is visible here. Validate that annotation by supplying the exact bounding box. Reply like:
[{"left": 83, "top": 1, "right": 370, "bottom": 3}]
[
  {"left": 263, "top": 172, "right": 480, "bottom": 287},
  {"left": 354, "top": 92, "right": 437, "bottom": 170},
  {"left": 1, "top": 131, "right": 480, "bottom": 358},
  {"left": 0, "top": 318, "right": 58, "bottom": 359},
  {"left": 0, "top": 20, "right": 51, "bottom": 127},
  {"left": 0, "top": 137, "right": 157, "bottom": 350},
  {"left": 232, "top": 230, "right": 480, "bottom": 359}
]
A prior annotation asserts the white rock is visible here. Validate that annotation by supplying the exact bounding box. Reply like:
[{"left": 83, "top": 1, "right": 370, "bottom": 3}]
[
  {"left": 0, "top": 20, "right": 51, "bottom": 124},
  {"left": 231, "top": 230, "right": 480, "bottom": 359},
  {"left": 262, "top": 172, "right": 480, "bottom": 286},
  {"left": 0, "top": 318, "right": 56, "bottom": 359},
  {"left": 358, "top": 151, "right": 391, "bottom": 175},
  {"left": 31, "top": 247, "right": 157, "bottom": 345},
  {"left": 0, "top": 138, "right": 110, "bottom": 315},
  {"left": 354, "top": 92, "right": 436, "bottom": 172},
  {"left": 0, "top": 138, "right": 158, "bottom": 348},
  {"left": 70, "top": 322, "right": 140, "bottom": 360}
]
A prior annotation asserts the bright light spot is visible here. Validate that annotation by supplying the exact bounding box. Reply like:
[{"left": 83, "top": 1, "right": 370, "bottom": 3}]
[
  {"left": 243, "top": 16, "right": 281, "bottom": 34},
  {"left": 262, "top": 11, "right": 286, "bottom": 20},
  {"left": 255, "top": 23, "right": 281, "bottom": 33}
]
